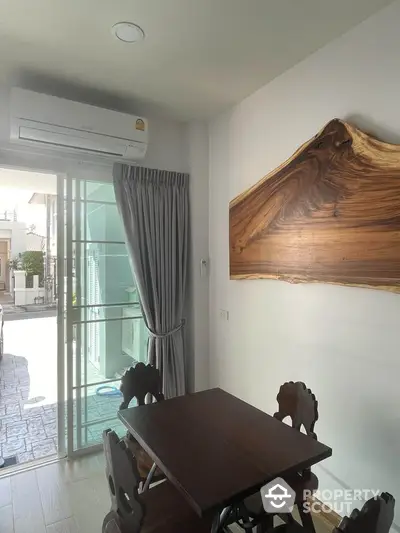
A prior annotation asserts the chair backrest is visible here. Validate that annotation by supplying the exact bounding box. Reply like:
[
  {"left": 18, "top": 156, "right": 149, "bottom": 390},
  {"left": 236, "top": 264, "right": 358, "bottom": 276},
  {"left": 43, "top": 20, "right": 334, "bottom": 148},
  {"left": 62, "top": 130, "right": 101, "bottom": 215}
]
[
  {"left": 103, "top": 429, "right": 144, "bottom": 533},
  {"left": 274, "top": 381, "right": 318, "bottom": 439},
  {"left": 119, "top": 362, "right": 164, "bottom": 410},
  {"left": 333, "top": 493, "right": 395, "bottom": 533}
]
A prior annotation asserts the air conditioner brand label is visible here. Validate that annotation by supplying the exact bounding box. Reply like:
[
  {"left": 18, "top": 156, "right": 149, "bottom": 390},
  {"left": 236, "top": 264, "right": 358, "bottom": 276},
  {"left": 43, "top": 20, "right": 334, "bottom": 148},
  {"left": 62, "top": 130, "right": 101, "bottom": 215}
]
[{"left": 135, "top": 119, "right": 145, "bottom": 131}]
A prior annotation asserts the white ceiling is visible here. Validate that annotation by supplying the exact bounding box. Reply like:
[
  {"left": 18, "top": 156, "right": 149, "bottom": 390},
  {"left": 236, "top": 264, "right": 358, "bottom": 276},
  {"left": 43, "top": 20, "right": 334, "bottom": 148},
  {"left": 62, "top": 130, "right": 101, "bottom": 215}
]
[{"left": 0, "top": 0, "right": 394, "bottom": 120}]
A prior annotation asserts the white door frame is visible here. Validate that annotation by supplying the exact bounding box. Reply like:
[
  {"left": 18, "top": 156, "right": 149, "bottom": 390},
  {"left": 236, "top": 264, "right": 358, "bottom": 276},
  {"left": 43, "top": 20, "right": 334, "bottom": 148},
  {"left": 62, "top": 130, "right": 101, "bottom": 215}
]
[{"left": 0, "top": 151, "right": 115, "bottom": 461}]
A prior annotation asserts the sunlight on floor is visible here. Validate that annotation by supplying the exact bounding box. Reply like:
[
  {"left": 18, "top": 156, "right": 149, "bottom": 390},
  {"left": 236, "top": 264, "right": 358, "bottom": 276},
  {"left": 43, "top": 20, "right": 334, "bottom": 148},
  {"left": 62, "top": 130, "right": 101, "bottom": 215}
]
[{"left": 5, "top": 316, "right": 57, "bottom": 406}]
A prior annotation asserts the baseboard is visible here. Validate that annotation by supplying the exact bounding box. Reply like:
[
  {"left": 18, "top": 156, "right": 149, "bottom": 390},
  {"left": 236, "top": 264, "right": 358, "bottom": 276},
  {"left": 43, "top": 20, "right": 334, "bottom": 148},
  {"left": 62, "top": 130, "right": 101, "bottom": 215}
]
[{"left": 311, "top": 497, "right": 342, "bottom": 529}]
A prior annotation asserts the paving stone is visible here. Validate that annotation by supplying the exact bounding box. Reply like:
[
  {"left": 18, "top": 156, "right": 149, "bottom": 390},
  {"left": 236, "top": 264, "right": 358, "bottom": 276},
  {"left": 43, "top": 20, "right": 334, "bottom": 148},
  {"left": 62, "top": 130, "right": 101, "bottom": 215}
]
[
  {"left": 2, "top": 437, "right": 26, "bottom": 456},
  {"left": 7, "top": 421, "right": 28, "bottom": 438},
  {"left": 0, "top": 353, "right": 115, "bottom": 462},
  {"left": 1, "top": 386, "right": 18, "bottom": 395},
  {"left": 23, "top": 440, "right": 33, "bottom": 452},
  {"left": 1, "top": 413, "right": 22, "bottom": 427},
  {"left": 47, "top": 406, "right": 57, "bottom": 415},
  {"left": 44, "top": 421, "right": 57, "bottom": 438},
  {"left": 26, "top": 426, "right": 47, "bottom": 445},
  {"left": 21, "top": 408, "right": 45, "bottom": 421},
  {"left": 27, "top": 415, "right": 46, "bottom": 428},
  {"left": 17, "top": 451, "right": 35, "bottom": 464},
  {"left": 5, "top": 403, "right": 21, "bottom": 416},
  {"left": 32, "top": 439, "right": 57, "bottom": 459},
  {"left": 22, "top": 406, "right": 46, "bottom": 417},
  {"left": 20, "top": 390, "right": 30, "bottom": 400},
  {"left": 0, "top": 396, "right": 21, "bottom": 406}
]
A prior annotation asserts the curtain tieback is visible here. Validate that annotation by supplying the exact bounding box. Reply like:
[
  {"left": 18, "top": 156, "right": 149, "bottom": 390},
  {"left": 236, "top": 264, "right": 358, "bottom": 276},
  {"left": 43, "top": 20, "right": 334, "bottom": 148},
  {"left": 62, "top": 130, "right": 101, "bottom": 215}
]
[{"left": 147, "top": 320, "right": 185, "bottom": 339}]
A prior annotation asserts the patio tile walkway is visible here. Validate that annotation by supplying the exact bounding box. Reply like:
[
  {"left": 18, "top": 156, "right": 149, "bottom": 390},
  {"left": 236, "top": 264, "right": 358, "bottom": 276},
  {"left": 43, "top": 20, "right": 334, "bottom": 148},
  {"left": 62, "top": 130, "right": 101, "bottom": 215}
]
[
  {"left": 0, "top": 354, "right": 123, "bottom": 465},
  {"left": 0, "top": 354, "right": 58, "bottom": 462}
]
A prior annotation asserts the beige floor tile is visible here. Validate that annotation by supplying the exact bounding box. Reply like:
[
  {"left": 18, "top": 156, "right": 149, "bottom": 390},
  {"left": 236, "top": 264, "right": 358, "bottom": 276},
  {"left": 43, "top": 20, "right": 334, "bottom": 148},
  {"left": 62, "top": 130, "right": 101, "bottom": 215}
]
[
  {"left": 0, "top": 476, "right": 11, "bottom": 508},
  {"left": 11, "top": 470, "right": 46, "bottom": 533},
  {"left": 46, "top": 517, "right": 79, "bottom": 533},
  {"left": 36, "top": 463, "right": 73, "bottom": 525},
  {"left": 58, "top": 454, "right": 105, "bottom": 484},
  {"left": 0, "top": 504, "right": 14, "bottom": 533},
  {"left": 68, "top": 473, "right": 110, "bottom": 533}
]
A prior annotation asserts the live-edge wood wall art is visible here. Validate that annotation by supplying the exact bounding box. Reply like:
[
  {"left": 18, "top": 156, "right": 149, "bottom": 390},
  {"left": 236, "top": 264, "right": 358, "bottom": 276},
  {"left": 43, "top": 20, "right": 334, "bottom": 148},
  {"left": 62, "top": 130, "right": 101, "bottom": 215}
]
[{"left": 229, "top": 119, "right": 400, "bottom": 293}]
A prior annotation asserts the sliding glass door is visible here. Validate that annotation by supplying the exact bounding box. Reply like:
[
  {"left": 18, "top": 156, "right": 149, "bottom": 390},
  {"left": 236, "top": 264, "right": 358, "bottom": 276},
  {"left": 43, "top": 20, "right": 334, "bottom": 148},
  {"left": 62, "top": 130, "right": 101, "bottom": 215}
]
[{"left": 59, "top": 173, "right": 148, "bottom": 455}]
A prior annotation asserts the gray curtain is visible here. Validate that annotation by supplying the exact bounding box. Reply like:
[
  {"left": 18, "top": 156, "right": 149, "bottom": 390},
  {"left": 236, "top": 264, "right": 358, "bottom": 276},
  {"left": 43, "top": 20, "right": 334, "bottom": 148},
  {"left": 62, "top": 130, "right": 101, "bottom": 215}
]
[{"left": 113, "top": 164, "right": 189, "bottom": 398}]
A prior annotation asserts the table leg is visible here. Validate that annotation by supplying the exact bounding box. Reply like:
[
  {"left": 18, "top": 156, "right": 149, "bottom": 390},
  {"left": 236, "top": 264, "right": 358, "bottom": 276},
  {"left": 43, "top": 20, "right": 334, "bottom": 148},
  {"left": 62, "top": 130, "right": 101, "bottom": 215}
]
[
  {"left": 142, "top": 462, "right": 157, "bottom": 492},
  {"left": 211, "top": 504, "right": 256, "bottom": 533},
  {"left": 211, "top": 506, "right": 235, "bottom": 533}
]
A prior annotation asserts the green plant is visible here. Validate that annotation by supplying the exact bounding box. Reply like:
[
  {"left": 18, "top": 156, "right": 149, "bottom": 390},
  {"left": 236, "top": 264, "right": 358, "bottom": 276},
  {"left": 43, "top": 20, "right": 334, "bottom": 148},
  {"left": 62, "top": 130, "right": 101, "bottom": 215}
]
[
  {"left": 20, "top": 251, "right": 44, "bottom": 286},
  {"left": 8, "top": 255, "right": 22, "bottom": 270},
  {"left": 20, "top": 251, "right": 44, "bottom": 275}
]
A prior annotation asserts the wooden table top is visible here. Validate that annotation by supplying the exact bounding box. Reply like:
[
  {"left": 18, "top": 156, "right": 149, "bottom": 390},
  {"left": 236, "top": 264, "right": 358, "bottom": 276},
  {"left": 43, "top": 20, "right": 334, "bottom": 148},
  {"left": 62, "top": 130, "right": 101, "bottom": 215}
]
[{"left": 118, "top": 388, "right": 332, "bottom": 517}]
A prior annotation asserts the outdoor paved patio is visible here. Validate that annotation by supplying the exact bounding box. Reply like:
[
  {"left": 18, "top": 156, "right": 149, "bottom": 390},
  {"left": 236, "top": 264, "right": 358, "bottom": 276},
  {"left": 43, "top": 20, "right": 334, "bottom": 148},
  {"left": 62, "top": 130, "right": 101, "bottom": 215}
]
[
  {"left": 0, "top": 352, "right": 57, "bottom": 462},
  {"left": 0, "top": 315, "right": 123, "bottom": 466}
]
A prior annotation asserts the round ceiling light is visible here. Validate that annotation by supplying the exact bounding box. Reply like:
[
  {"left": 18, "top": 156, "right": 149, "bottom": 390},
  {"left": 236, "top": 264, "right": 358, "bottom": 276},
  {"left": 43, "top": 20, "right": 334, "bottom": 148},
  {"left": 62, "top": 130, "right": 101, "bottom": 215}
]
[{"left": 111, "top": 22, "right": 145, "bottom": 43}]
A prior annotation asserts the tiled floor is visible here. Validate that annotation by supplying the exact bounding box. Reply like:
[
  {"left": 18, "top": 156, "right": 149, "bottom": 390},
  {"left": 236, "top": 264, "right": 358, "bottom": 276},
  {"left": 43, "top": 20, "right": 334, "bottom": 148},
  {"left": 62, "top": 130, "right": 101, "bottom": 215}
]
[
  {"left": 0, "top": 453, "right": 109, "bottom": 533},
  {"left": 0, "top": 453, "right": 332, "bottom": 533}
]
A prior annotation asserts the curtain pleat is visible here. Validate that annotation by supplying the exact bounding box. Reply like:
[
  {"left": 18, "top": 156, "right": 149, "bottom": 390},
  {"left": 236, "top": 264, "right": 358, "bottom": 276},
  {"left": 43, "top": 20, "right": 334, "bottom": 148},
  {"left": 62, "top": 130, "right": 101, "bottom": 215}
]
[{"left": 113, "top": 164, "right": 189, "bottom": 397}]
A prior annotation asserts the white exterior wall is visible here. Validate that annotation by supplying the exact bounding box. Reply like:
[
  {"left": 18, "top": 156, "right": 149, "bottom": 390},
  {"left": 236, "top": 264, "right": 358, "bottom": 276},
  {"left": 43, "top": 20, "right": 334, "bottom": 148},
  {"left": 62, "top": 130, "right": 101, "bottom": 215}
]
[{"left": 0, "top": 221, "right": 28, "bottom": 257}]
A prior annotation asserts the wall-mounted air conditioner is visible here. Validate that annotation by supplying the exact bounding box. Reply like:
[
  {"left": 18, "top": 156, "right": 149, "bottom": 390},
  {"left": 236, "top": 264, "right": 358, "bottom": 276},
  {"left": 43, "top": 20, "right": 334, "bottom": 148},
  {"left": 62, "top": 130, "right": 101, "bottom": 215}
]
[{"left": 9, "top": 88, "right": 148, "bottom": 162}]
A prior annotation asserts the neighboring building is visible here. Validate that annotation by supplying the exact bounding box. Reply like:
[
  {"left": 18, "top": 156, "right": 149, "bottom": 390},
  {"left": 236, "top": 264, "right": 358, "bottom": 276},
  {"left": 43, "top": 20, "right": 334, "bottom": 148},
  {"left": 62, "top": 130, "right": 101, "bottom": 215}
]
[
  {"left": 28, "top": 193, "right": 57, "bottom": 257},
  {"left": 0, "top": 209, "right": 44, "bottom": 291},
  {"left": 26, "top": 232, "right": 45, "bottom": 251},
  {"left": 29, "top": 192, "right": 57, "bottom": 302}
]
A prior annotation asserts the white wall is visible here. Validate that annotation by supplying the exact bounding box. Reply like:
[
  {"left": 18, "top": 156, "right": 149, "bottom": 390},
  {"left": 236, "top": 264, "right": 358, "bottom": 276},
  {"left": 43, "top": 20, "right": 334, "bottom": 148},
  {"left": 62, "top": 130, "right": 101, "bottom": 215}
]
[
  {"left": 186, "top": 121, "right": 210, "bottom": 392},
  {"left": 209, "top": 2, "right": 400, "bottom": 530},
  {"left": 26, "top": 233, "right": 44, "bottom": 251},
  {"left": 0, "top": 221, "right": 28, "bottom": 257}
]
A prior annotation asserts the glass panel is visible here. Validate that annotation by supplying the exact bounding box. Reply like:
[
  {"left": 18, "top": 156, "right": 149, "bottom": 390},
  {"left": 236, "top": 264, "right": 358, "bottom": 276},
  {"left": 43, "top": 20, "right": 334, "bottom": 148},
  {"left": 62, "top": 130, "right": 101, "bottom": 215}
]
[
  {"left": 83, "top": 202, "right": 125, "bottom": 243},
  {"left": 72, "top": 180, "right": 116, "bottom": 203},
  {"left": 81, "top": 243, "right": 135, "bottom": 306},
  {"left": 85, "top": 419, "right": 126, "bottom": 447},
  {"left": 86, "top": 181, "right": 116, "bottom": 203},
  {"left": 73, "top": 317, "right": 148, "bottom": 388},
  {"left": 73, "top": 303, "right": 142, "bottom": 322},
  {"left": 75, "top": 382, "right": 138, "bottom": 448},
  {"left": 66, "top": 175, "right": 146, "bottom": 454}
]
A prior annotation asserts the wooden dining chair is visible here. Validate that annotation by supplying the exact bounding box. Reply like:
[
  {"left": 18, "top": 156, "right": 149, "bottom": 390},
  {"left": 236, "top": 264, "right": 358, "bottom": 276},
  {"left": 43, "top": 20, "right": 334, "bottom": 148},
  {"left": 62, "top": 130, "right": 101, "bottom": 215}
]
[
  {"left": 102, "top": 429, "right": 213, "bottom": 533},
  {"left": 333, "top": 492, "right": 395, "bottom": 533},
  {"left": 245, "top": 381, "right": 320, "bottom": 532},
  {"left": 119, "top": 363, "right": 165, "bottom": 489},
  {"left": 275, "top": 381, "right": 319, "bottom": 531},
  {"left": 271, "top": 492, "right": 395, "bottom": 533}
]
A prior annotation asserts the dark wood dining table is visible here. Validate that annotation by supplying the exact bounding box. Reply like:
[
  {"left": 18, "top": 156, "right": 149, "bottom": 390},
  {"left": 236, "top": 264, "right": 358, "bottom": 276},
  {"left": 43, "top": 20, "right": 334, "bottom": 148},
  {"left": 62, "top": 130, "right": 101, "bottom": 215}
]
[{"left": 118, "top": 387, "right": 332, "bottom": 532}]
